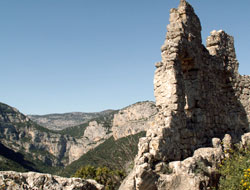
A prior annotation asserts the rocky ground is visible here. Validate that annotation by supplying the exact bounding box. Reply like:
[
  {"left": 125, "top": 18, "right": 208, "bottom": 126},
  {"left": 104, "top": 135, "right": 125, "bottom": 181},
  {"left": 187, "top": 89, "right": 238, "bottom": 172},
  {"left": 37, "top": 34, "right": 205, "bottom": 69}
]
[{"left": 0, "top": 171, "right": 104, "bottom": 190}]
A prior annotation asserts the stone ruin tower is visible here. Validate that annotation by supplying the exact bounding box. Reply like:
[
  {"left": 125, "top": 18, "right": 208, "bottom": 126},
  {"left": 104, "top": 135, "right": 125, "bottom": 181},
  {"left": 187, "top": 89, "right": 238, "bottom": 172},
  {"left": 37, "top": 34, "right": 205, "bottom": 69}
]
[{"left": 120, "top": 0, "right": 250, "bottom": 189}]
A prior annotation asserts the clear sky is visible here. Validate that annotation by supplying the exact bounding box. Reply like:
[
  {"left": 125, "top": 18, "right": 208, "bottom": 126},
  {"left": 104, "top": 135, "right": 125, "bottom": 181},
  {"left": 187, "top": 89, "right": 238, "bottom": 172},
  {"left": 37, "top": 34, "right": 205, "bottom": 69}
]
[{"left": 0, "top": 0, "right": 249, "bottom": 115}]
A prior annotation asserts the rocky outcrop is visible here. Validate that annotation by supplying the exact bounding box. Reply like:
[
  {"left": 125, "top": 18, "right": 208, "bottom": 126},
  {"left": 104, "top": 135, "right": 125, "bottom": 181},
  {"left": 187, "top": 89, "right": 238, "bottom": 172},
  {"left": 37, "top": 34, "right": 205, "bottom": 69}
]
[
  {"left": 120, "top": 135, "right": 224, "bottom": 190},
  {"left": 120, "top": 132, "right": 250, "bottom": 190},
  {"left": 0, "top": 171, "right": 104, "bottom": 190},
  {"left": 112, "top": 101, "right": 157, "bottom": 140},
  {"left": 157, "top": 132, "right": 250, "bottom": 190},
  {"left": 119, "top": 0, "right": 250, "bottom": 189},
  {"left": 0, "top": 103, "right": 29, "bottom": 123},
  {"left": 84, "top": 121, "right": 109, "bottom": 142}
]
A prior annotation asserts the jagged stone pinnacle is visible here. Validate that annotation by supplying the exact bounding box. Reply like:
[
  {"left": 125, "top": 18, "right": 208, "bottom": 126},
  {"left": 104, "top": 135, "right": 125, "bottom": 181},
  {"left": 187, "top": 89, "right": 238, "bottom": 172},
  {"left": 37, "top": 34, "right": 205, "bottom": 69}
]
[
  {"left": 180, "top": 0, "right": 187, "bottom": 6},
  {"left": 119, "top": 0, "right": 250, "bottom": 189}
]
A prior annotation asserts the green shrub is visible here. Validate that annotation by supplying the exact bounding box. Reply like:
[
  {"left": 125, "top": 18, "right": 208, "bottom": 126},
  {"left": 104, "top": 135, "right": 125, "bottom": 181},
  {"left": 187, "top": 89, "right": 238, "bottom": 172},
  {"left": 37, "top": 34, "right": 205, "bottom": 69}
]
[
  {"left": 218, "top": 145, "right": 250, "bottom": 190},
  {"left": 59, "top": 132, "right": 145, "bottom": 177},
  {"left": 73, "top": 165, "right": 126, "bottom": 190}
]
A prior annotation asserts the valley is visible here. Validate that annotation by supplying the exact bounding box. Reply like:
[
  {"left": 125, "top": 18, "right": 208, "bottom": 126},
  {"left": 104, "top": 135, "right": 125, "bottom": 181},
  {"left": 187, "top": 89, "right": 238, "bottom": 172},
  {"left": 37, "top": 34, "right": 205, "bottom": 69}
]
[{"left": 0, "top": 101, "right": 156, "bottom": 177}]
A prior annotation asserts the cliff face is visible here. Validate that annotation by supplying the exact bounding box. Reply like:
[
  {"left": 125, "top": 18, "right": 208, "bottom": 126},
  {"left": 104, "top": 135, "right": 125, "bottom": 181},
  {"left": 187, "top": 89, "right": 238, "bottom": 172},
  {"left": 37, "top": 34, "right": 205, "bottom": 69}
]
[
  {"left": 0, "top": 101, "right": 156, "bottom": 169},
  {"left": 112, "top": 101, "right": 157, "bottom": 140},
  {"left": 0, "top": 102, "right": 111, "bottom": 167},
  {"left": 120, "top": 0, "right": 250, "bottom": 189},
  {"left": 0, "top": 103, "right": 29, "bottom": 123}
]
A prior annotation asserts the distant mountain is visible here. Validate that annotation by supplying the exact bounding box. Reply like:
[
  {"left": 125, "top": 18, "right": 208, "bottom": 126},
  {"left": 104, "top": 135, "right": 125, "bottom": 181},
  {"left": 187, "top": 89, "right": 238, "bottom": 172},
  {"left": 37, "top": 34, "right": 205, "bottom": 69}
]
[
  {"left": 28, "top": 110, "right": 115, "bottom": 131},
  {"left": 0, "top": 101, "right": 157, "bottom": 176},
  {"left": 0, "top": 102, "right": 115, "bottom": 173}
]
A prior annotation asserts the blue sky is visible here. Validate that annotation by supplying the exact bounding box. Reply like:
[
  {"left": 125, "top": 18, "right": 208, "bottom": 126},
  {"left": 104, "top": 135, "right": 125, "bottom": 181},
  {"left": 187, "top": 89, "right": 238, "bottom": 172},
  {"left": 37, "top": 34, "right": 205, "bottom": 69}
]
[{"left": 0, "top": 0, "right": 249, "bottom": 115}]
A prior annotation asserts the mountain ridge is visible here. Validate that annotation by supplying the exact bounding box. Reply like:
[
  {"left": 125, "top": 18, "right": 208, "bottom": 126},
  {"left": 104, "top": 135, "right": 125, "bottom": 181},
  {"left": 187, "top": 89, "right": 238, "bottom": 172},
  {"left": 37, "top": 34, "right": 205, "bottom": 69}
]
[
  {"left": 0, "top": 100, "right": 157, "bottom": 175},
  {"left": 28, "top": 109, "right": 116, "bottom": 131}
]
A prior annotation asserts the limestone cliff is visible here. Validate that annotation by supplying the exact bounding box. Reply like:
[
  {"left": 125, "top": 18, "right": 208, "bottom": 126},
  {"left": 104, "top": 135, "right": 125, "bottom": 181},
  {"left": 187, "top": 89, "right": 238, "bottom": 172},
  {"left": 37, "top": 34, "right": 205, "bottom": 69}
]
[
  {"left": 0, "top": 101, "right": 156, "bottom": 170},
  {"left": 0, "top": 103, "right": 29, "bottom": 123},
  {"left": 119, "top": 0, "right": 250, "bottom": 189},
  {"left": 0, "top": 102, "right": 111, "bottom": 167},
  {"left": 112, "top": 101, "right": 157, "bottom": 140},
  {"left": 28, "top": 101, "right": 157, "bottom": 141},
  {"left": 84, "top": 121, "right": 109, "bottom": 142}
]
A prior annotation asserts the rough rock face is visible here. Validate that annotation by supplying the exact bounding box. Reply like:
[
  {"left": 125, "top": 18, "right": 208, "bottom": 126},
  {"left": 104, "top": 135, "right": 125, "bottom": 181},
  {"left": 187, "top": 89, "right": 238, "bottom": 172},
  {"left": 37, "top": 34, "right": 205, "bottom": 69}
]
[
  {"left": 119, "top": 134, "right": 225, "bottom": 190},
  {"left": 0, "top": 103, "right": 111, "bottom": 166},
  {"left": 156, "top": 132, "right": 250, "bottom": 190},
  {"left": 120, "top": 132, "right": 250, "bottom": 190},
  {"left": 0, "top": 103, "right": 29, "bottom": 123},
  {"left": 0, "top": 171, "right": 104, "bottom": 190},
  {"left": 0, "top": 121, "right": 111, "bottom": 166},
  {"left": 119, "top": 0, "right": 250, "bottom": 189},
  {"left": 112, "top": 101, "right": 157, "bottom": 140},
  {"left": 155, "top": 134, "right": 229, "bottom": 190},
  {"left": 84, "top": 121, "right": 109, "bottom": 142}
]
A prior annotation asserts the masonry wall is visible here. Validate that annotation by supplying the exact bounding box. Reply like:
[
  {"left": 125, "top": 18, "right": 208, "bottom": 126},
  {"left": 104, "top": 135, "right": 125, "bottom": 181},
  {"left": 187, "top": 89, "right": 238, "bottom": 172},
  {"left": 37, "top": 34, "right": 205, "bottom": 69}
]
[
  {"left": 151, "top": 0, "right": 250, "bottom": 162},
  {"left": 119, "top": 1, "right": 250, "bottom": 189}
]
